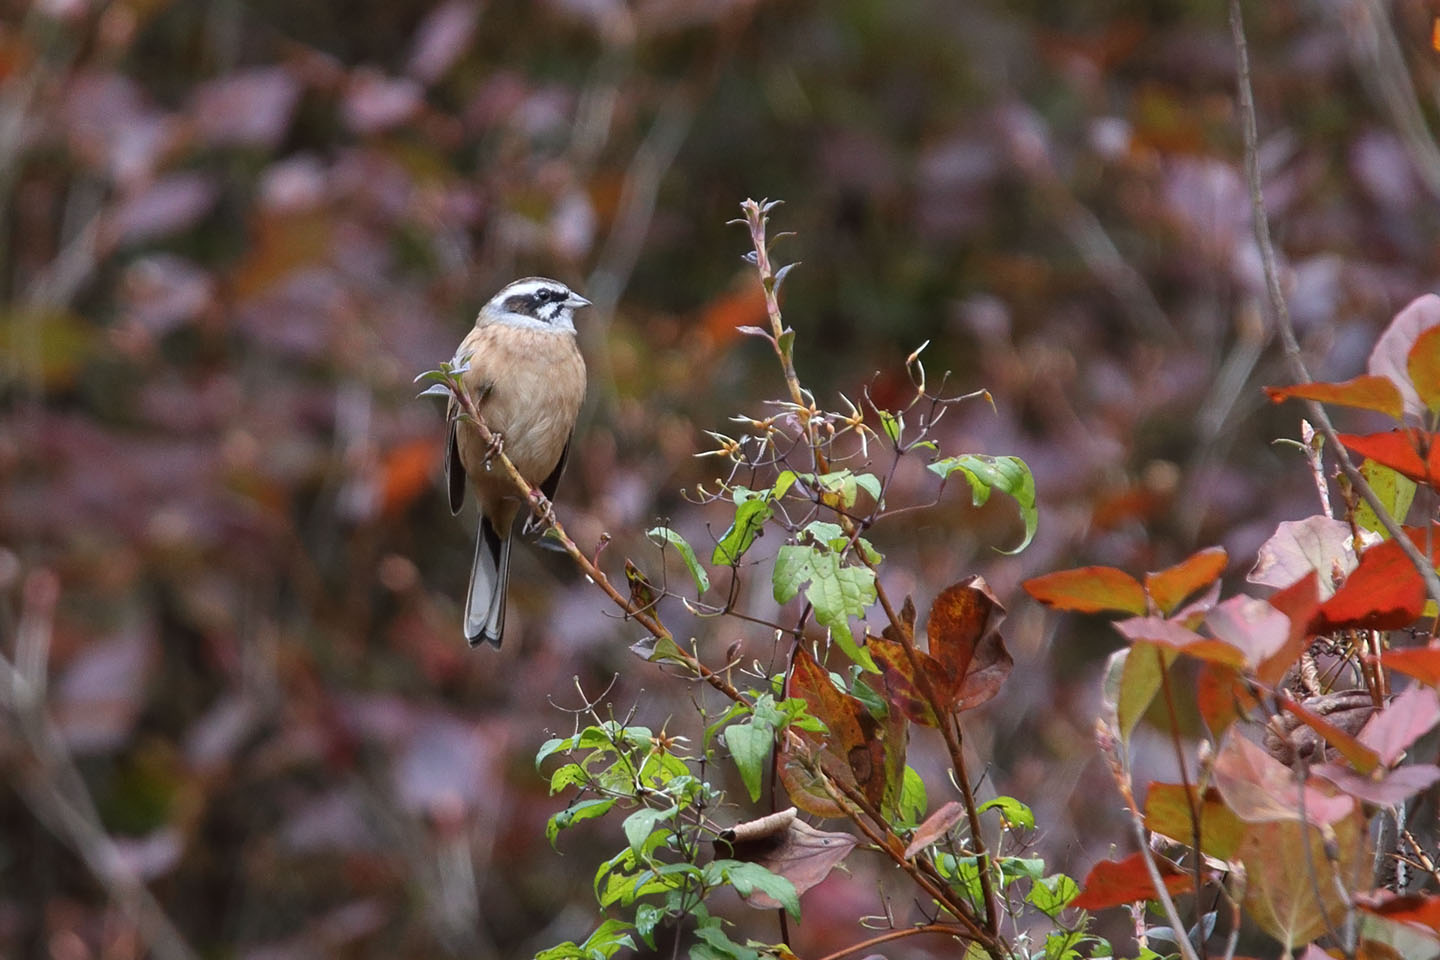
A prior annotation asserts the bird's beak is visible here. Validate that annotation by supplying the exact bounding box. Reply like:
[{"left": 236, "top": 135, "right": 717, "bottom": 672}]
[{"left": 566, "top": 293, "right": 592, "bottom": 310}]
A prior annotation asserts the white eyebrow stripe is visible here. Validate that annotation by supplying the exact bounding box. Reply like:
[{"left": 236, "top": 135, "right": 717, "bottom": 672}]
[{"left": 497, "top": 279, "right": 567, "bottom": 301}]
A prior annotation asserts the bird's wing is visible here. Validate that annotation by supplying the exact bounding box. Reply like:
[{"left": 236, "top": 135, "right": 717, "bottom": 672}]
[
  {"left": 539, "top": 434, "right": 572, "bottom": 504},
  {"left": 445, "top": 418, "right": 466, "bottom": 515}
]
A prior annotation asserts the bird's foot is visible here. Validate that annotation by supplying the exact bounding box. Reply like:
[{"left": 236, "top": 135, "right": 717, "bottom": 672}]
[
  {"left": 482, "top": 432, "right": 505, "bottom": 469},
  {"left": 524, "top": 493, "right": 556, "bottom": 534}
]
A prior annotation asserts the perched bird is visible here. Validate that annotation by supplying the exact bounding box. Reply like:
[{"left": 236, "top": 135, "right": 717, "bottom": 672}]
[{"left": 446, "top": 277, "right": 589, "bottom": 647}]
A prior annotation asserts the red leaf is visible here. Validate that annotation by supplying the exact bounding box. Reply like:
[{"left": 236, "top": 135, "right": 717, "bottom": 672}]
[
  {"left": 1357, "top": 891, "right": 1440, "bottom": 934},
  {"left": 1264, "top": 375, "right": 1405, "bottom": 421},
  {"left": 1070, "top": 851, "right": 1193, "bottom": 910},
  {"left": 1145, "top": 546, "right": 1228, "bottom": 617},
  {"left": 1382, "top": 644, "right": 1440, "bottom": 685},
  {"left": 1337, "top": 431, "right": 1440, "bottom": 487},
  {"left": 1023, "top": 566, "right": 1146, "bottom": 615},
  {"left": 1315, "top": 538, "right": 1426, "bottom": 631}
]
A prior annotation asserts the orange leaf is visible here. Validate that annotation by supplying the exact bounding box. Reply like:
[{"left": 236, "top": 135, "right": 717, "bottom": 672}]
[
  {"left": 1070, "top": 851, "right": 1193, "bottom": 910},
  {"left": 1409, "top": 325, "right": 1440, "bottom": 414},
  {"left": 1315, "top": 539, "right": 1426, "bottom": 632},
  {"left": 382, "top": 437, "right": 443, "bottom": 516},
  {"left": 1356, "top": 891, "right": 1440, "bottom": 935},
  {"left": 1265, "top": 375, "right": 1405, "bottom": 421},
  {"left": 1145, "top": 546, "right": 1228, "bottom": 617},
  {"left": 1023, "top": 566, "right": 1146, "bottom": 615},
  {"left": 1144, "top": 782, "right": 1244, "bottom": 860}
]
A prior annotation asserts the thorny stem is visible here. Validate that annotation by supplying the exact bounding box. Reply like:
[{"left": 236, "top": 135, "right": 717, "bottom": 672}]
[
  {"left": 1228, "top": 0, "right": 1440, "bottom": 606},
  {"left": 740, "top": 199, "right": 829, "bottom": 473}
]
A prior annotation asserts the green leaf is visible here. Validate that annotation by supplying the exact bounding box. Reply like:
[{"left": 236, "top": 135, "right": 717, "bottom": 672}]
[
  {"left": 928, "top": 454, "right": 1038, "bottom": 553},
  {"left": 547, "top": 797, "right": 616, "bottom": 846},
  {"left": 692, "top": 924, "right": 763, "bottom": 960},
  {"left": 712, "top": 497, "right": 773, "bottom": 565},
  {"left": 1028, "top": 873, "right": 1080, "bottom": 917},
  {"left": 536, "top": 736, "right": 575, "bottom": 768},
  {"left": 879, "top": 409, "right": 903, "bottom": 446},
  {"left": 772, "top": 543, "right": 878, "bottom": 672},
  {"left": 634, "top": 903, "right": 665, "bottom": 949},
  {"left": 978, "top": 795, "right": 1035, "bottom": 830},
  {"left": 648, "top": 527, "right": 711, "bottom": 594},
  {"left": 724, "top": 721, "right": 773, "bottom": 801},
  {"left": 580, "top": 919, "right": 635, "bottom": 958},
  {"left": 1355, "top": 457, "right": 1417, "bottom": 534},
  {"left": 622, "top": 805, "right": 676, "bottom": 856},
  {"left": 713, "top": 860, "right": 801, "bottom": 920},
  {"left": 549, "top": 762, "right": 589, "bottom": 795},
  {"left": 900, "top": 766, "right": 927, "bottom": 825},
  {"left": 999, "top": 856, "right": 1046, "bottom": 884}
]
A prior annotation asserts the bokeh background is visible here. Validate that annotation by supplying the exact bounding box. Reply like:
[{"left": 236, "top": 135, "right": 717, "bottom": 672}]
[{"left": 3, "top": 0, "right": 1440, "bottom": 956}]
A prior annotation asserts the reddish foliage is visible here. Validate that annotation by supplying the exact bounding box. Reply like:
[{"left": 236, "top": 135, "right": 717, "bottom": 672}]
[{"left": 1070, "top": 851, "right": 1193, "bottom": 910}]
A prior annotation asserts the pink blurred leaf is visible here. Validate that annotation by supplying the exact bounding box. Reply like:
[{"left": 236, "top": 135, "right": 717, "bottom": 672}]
[
  {"left": 343, "top": 68, "right": 423, "bottom": 134},
  {"left": 407, "top": 1, "right": 480, "bottom": 84},
  {"left": 55, "top": 627, "right": 156, "bottom": 753},
  {"left": 1248, "top": 516, "right": 1368, "bottom": 600},
  {"left": 1360, "top": 685, "right": 1440, "bottom": 766},
  {"left": 1211, "top": 732, "right": 1354, "bottom": 827},
  {"left": 189, "top": 67, "right": 301, "bottom": 148},
  {"left": 120, "top": 255, "right": 214, "bottom": 335},
  {"left": 903, "top": 801, "right": 965, "bottom": 858},
  {"left": 110, "top": 173, "right": 218, "bottom": 244},
  {"left": 1311, "top": 763, "right": 1440, "bottom": 806},
  {"left": 1204, "top": 594, "right": 1290, "bottom": 668}
]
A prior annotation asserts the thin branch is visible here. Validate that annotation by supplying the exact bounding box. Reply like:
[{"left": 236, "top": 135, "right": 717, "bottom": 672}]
[{"left": 810, "top": 922, "right": 961, "bottom": 960}]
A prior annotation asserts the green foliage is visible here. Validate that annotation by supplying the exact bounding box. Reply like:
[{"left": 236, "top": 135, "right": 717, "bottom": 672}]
[{"left": 929, "top": 454, "right": 1038, "bottom": 553}]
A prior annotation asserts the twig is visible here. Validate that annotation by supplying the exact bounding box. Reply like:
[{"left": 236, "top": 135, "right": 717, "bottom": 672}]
[
  {"left": 1227, "top": 0, "right": 1440, "bottom": 605},
  {"left": 810, "top": 922, "right": 960, "bottom": 960}
]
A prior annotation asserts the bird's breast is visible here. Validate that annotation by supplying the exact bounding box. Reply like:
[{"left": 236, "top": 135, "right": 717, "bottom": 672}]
[{"left": 457, "top": 324, "right": 586, "bottom": 484}]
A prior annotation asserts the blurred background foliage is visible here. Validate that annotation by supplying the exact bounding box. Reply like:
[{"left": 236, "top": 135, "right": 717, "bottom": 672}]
[{"left": 2, "top": 0, "right": 1439, "bottom": 956}]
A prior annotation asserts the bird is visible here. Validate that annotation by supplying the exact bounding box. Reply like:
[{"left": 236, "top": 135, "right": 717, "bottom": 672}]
[{"left": 445, "top": 277, "right": 589, "bottom": 647}]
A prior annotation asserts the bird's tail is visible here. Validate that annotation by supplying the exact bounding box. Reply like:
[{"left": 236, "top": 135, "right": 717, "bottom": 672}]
[{"left": 464, "top": 517, "right": 510, "bottom": 648}]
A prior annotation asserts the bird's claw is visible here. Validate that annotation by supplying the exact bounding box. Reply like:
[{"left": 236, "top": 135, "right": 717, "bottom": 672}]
[
  {"left": 524, "top": 493, "right": 556, "bottom": 534},
  {"left": 482, "top": 432, "right": 505, "bottom": 469}
]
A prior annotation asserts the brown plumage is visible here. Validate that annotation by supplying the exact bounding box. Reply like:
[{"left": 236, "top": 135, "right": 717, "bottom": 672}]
[{"left": 446, "top": 277, "right": 588, "bottom": 647}]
